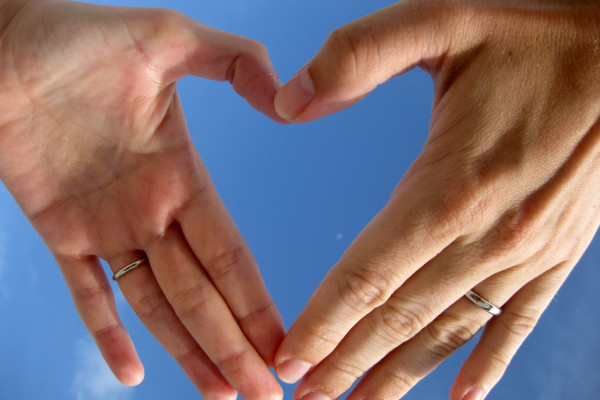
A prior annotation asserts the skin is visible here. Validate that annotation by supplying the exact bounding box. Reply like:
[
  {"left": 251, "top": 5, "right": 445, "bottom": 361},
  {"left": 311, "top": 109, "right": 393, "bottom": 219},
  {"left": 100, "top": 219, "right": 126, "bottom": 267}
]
[
  {"left": 273, "top": 1, "right": 600, "bottom": 400},
  {"left": 0, "top": 1, "right": 286, "bottom": 399}
]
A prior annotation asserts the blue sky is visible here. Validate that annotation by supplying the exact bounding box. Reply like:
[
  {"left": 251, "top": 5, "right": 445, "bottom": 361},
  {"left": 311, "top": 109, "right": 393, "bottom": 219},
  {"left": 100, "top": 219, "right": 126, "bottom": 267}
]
[{"left": 1, "top": 0, "right": 599, "bottom": 399}]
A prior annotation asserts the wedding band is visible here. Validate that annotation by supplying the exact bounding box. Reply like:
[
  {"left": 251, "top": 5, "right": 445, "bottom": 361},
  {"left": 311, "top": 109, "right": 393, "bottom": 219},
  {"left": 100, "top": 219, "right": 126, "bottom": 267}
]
[
  {"left": 112, "top": 257, "right": 148, "bottom": 281},
  {"left": 465, "top": 290, "right": 502, "bottom": 315}
]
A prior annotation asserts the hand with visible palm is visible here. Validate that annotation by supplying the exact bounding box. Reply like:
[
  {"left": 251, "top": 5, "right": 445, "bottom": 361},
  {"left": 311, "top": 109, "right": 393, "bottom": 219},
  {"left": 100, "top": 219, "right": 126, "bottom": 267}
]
[{"left": 0, "top": 1, "right": 285, "bottom": 399}]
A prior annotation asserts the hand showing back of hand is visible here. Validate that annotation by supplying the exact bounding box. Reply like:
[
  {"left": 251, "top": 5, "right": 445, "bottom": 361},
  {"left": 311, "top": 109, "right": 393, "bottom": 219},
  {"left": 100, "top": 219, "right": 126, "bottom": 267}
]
[{"left": 273, "top": 1, "right": 600, "bottom": 400}]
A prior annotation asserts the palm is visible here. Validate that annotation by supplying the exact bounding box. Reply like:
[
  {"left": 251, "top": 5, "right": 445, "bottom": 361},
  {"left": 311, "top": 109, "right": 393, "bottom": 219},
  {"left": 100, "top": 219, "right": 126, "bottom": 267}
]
[
  {"left": 3, "top": 2, "right": 190, "bottom": 223},
  {"left": 0, "top": 2, "right": 285, "bottom": 399}
]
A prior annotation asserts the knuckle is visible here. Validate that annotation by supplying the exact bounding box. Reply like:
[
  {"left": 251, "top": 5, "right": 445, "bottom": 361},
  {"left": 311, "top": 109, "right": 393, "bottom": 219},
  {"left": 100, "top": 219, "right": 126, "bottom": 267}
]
[
  {"left": 487, "top": 349, "right": 511, "bottom": 371},
  {"left": 214, "top": 348, "right": 250, "bottom": 379},
  {"left": 301, "top": 319, "right": 345, "bottom": 356},
  {"left": 492, "top": 208, "right": 541, "bottom": 255},
  {"left": 72, "top": 282, "right": 112, "bottom": 306},
  {"left": 132, "top": 8, "right": 189, "bottom": 49},
  {"left": 237, "top": 302, "right": 276, "bottom": 328},
  {"left": 425, "top": 317, "right": 481, "bottom": 358},
  {"left": 285, "top": 320, "right": 344, "bottom": 365},
  {"left": 371, "top": 303, "right": 424, "bottom": 344},
  {"left": 309, "top": 325, "right": 345, "bottom": 349},
  {"left": 383, "top": 367, "right": 420, "bottom": 397},
  {"left": 170, "top": 281, "right": 212, "bottom": 322},
  {"left": 242, "top": 38, "right": 269, "bottom": 58},
  {"left": 172, "top": 181, "right": 211, "bottom": 219},
  {"left": 133, "top": 288, "right": 170, "bottom": 321},
  {"left": 337, "top": 269, "right": 390, "bottom": 313},
  {"left": 323, "top": 22, "right": 380, "bottom": 83},
  {"left": 204, "top": 246, "right": 247, "bottom": 282},
  {"left": 227, "top": 39, "right": 269, "bottom": 83},
  {"left": 92, "top": 323, "right": 124, "bottom": 343},
  {"left": 499, "top": 309, "right": 538, "bottom": 337},
  {"left": 175, "top": 347, "right": 200, "bottom": 365},
  {"left": 150, "top": 8, "right": 188, "bottom": 34},
  {"left": 328, "top": 352, "right": 364, "bottom": 382},
  {"left": 224, "top": 37, "right": 271, "bottom": 88},
  {"left": 326, "top": 24, "right": 358, "bottom": 58}
]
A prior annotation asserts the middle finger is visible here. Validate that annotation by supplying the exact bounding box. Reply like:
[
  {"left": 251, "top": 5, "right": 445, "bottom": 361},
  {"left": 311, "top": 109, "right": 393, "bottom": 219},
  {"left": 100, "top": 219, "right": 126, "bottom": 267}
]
[
  {"left": 109, "top": 252, "right": 236, "bottom": 399},
  {"left": 291, "top": 239, "right": 511, "bottom": 400},
  {"left": 145, "top": 223, "right": 282, "bottom": 400}
]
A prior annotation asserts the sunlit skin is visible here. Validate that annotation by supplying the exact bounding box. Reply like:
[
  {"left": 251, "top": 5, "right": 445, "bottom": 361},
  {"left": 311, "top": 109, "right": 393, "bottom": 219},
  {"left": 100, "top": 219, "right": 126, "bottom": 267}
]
[
  {"left": 2, "top": 1, "right": 600, "bottom": 399},
  {"left": 273, "top": 1, "right": 600, "bottom": 399},
  {"left": 0, "top": 1, "right": 286, "bottom": 399}
]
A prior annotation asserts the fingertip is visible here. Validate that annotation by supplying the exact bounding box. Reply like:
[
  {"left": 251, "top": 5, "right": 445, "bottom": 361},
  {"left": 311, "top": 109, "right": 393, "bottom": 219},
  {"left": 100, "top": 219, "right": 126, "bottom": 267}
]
[
  {"left": 460, "top": 388, "right": 487, "bottom": 400},
  {"left": 450, "top": 381, "right": 488, "bottom": 400},
  {"left": 118, "top": 365, "right": 145, "bottom": 387},
  {"left": 264, "top": 324, "right": 288, "bottom": 368},
  {"left": 275, "top": 359, "right": 313, "bottom": 384},
  {"left": 449, "top": 352, "right": 494, "bottom": 400},
  {"left": 271, "top": 383, "right": 285, "bottom": 400},
  {"left": 94, "top": 326, "right": 146, "bottom": 388},
  {"left": 229, "top": 51, "right": 292, "bottom": 124},
  {"left": 273, "top": 66, "right": 315, "bottom": 122},
  {"left": 243, "top": 373, "right": 284, "bottom": 400},
  {"left": 113, "top": 351, "right": 145, "bottom": 386},
  {"left": 263, "top": 371, "right": 285, "bottom": 400},
  {"left": 203, "top": 385, "right": 238, "bottom": 400}
]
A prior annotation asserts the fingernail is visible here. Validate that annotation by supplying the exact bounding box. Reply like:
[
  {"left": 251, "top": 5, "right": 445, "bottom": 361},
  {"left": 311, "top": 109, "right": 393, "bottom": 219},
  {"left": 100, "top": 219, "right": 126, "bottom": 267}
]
[
  {"left": 462, "top": 388, "right": 486, "bottom": 400},
  {"left": 274, "top": 66, "right": 315, "bottom": 121},
  {"left": 276, "top": 359, "right": 312, "bottom": 384},
  {"left": 297, "top": 392, "right": 331, "bottom": 400}
]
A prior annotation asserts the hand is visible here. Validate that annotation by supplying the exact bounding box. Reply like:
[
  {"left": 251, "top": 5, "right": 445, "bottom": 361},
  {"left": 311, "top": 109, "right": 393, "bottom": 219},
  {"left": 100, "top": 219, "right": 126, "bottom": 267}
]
[
  {"left": 272, "top": 1, "right": 600, "bottom": 399},
  {"left": 0, "top": 1, "right": 285, "bottom": 399}
]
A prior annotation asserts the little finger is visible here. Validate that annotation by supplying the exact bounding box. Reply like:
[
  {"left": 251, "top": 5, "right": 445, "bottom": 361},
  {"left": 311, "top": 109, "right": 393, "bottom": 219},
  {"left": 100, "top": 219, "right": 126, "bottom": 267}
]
[
  {"left": 290, "top": 245, "right": 505, "bottom": 400},
  {"left": 449, "top": 262, "right": 574, "bottom": 400},
  {"left": 343, "top": 265, "right": 557, "bottom": 400},
  {"left": 57, "top": 254, "right": 143, "bottom": 386}
]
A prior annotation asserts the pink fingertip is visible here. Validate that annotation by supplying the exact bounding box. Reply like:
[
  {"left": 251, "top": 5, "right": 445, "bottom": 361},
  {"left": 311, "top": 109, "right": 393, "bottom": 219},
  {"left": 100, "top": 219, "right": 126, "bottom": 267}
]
[
  {"left": 120, "top": 367, "right": 144, "bottom": 387},
  {"left": 275, "top": 359, "right": 312, "bottom": 384},
  {"left": 462, "top": 388, "right": 486, "bottom": 400}
]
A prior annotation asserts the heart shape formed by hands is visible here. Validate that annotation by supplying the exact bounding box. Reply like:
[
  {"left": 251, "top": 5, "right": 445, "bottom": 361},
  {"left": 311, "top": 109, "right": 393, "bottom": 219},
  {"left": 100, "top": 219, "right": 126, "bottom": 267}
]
[{"left": 1, "top": 1, "right": 600, "bottom": 400}]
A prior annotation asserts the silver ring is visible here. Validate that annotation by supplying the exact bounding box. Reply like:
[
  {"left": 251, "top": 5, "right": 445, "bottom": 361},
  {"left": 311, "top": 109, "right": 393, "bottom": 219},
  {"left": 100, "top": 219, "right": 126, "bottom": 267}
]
[
  {"left": 112, "top": 257, "right": 148, "bottom": 281},
  {"left": 465, "top": 290, "right": 502, "bottom": 315}
]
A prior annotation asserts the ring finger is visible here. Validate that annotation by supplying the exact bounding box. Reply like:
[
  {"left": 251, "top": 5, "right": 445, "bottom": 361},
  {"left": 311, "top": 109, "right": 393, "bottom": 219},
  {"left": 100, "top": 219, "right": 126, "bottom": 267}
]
[
  {"left": 346, "top": 263, "right": 568, "bottom": 400},
  {"left": 108, "top": 250, "right": 237, "bottom": 400},
  {"left": 290, "top": 241, "right": 506, "bottom": 400}
]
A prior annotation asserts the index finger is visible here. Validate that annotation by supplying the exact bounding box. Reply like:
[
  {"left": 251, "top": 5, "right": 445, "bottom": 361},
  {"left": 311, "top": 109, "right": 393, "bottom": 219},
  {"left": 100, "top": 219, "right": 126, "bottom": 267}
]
[
  {"left": 274, "top": 173, "right": 462, "bottom": 383},
  {"left": 124, "top": 8, "right": 286, "bottom": 122}
]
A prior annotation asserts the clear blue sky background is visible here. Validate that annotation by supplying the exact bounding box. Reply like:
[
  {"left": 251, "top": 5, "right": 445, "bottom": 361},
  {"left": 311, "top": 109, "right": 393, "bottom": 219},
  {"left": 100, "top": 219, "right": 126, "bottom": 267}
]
[{"left": 1, "top": 0, "right": 599, "bottom": 399}]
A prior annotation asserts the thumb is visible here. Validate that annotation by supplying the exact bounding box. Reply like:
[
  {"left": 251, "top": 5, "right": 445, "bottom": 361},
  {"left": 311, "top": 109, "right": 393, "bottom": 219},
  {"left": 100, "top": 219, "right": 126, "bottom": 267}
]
[
  {"left": 120, "top": 8, "right": 285, "bottom": 122},
  {"left": 274, "top": 0, "right": 455, "bottom": 123}
]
